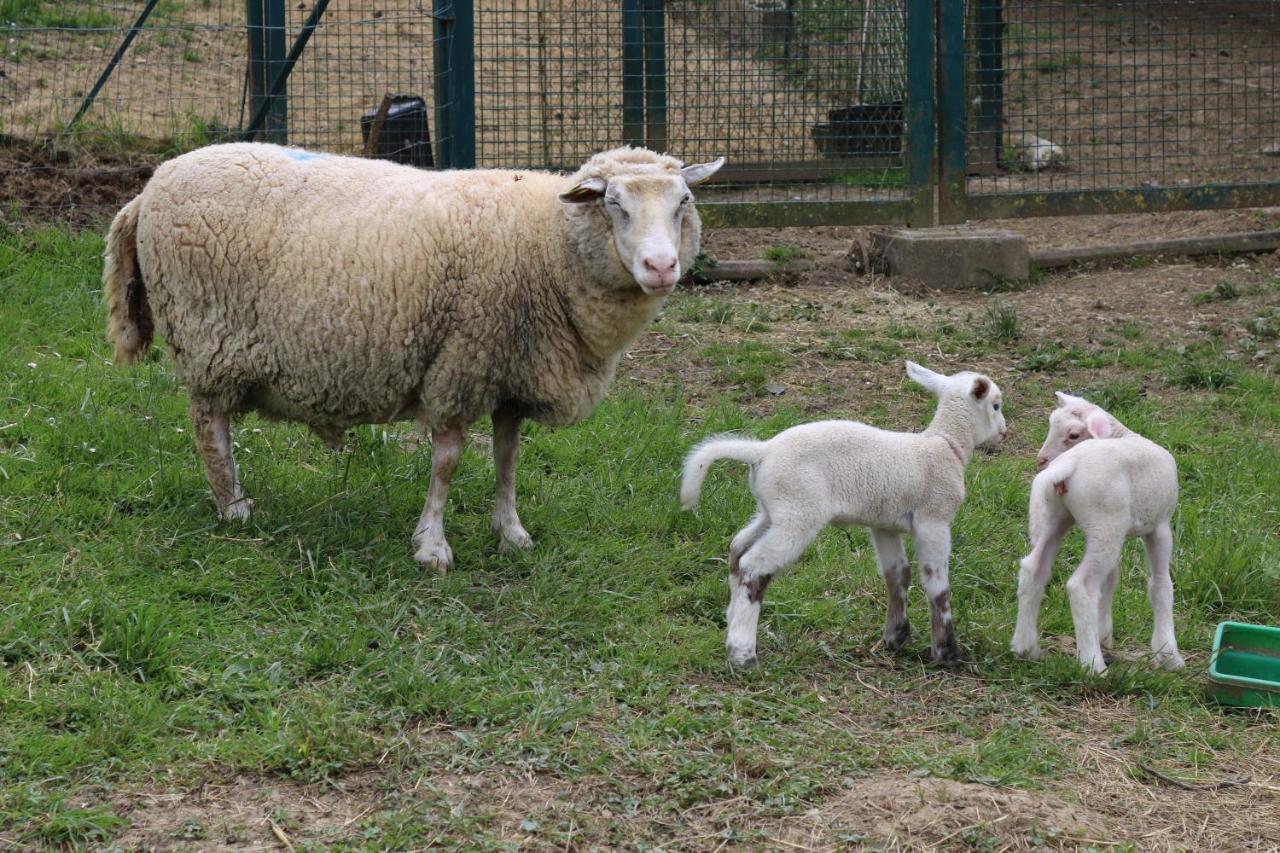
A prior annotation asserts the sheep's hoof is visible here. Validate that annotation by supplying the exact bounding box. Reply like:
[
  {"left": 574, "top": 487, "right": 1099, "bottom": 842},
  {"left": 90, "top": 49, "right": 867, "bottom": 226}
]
[
  {"left": 219, "top": 497, "right": 254, "bottom": 522},
  {"left": 883, "top": 623, "right": 912, "bottom": 650},
  {"left": 413, "top": 537, "right": 453, "bottom": 576},
  {"left": 1154, "top": 651, "right": 1186, "bottom": 671},
  {"left": 1079, "top": 656, "right": 1108, "bottom": 676},
  {"left": 493, "top": 522, "right": 535, "bottom": 553},
  {"left": 728, "top": 654, "right": 759, "bottom": 671}
]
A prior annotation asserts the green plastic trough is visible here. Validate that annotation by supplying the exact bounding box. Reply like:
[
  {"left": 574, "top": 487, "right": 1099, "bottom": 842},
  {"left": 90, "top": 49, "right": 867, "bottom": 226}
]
[{"left": 1207, "top": 621, "right": 1280, "bottom": 708}]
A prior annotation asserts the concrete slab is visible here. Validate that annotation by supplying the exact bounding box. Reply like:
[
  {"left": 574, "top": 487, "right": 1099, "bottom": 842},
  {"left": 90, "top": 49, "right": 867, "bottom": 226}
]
[{"left": 871, "top": 227, "right": 1030, "bottom": 291}]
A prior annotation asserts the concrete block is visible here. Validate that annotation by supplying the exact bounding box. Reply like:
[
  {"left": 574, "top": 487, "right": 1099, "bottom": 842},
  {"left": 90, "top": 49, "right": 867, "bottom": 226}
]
[{"left": 872, "top": 227, "right": 1030, "bottom": 291}]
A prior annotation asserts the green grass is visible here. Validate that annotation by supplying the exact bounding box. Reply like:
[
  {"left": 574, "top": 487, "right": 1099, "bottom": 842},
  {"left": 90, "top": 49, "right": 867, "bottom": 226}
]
[
  {"left": 0, "top": 0, "right": 114, "bottom": 28},
  {"left": 1, "top": 227, "right": 1278, "bottom": 847}
]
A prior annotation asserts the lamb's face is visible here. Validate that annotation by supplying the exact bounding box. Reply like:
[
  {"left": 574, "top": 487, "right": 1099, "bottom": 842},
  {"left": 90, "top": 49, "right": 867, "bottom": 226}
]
[
  {"left": 1036, "top": 392, "right": 1110, "bottom": 469},
  {"left": 904, "top": 361, "right": 1007, "bottom": 449},
  {"left": 559, "top": 156, "right": 725, "bottom": 296}
]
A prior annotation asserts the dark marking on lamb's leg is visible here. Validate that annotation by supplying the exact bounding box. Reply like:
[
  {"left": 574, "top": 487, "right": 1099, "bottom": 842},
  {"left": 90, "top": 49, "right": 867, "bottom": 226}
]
[
  {"left": 188, "top": 399, "right": 251, "bottom": 521},
  {"left": 413, "top": 424, "right": 464, "bottom": 574},
  {"left": 929, "top": 587, "right": 963, "bottom": 666},
  {"left": 746, "top": 573, "right": 773, "bottom": 604},
  {"left": 490, "top": 409, "right": 533, "bottom": 551},
  {"left": 1054, "top": 479, "right": 1068, "bottom": 496},
  {"left": 870, "top": 529, "right": 911, "bottom": 650}
]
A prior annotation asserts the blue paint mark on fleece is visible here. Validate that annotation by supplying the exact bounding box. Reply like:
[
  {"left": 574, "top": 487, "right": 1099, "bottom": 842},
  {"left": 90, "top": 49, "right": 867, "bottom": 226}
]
[{"left": 284, "top": 149, "right": 329, "bottom": 162}]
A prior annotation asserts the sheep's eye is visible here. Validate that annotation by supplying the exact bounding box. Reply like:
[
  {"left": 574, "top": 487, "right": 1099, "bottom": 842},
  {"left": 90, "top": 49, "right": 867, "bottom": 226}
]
[
  {"left": 993, "top": 402, "right": 1001, "bottom": 411},
  {"left": 1067, "top": 432, "right": 1080, "bottom": 441}
]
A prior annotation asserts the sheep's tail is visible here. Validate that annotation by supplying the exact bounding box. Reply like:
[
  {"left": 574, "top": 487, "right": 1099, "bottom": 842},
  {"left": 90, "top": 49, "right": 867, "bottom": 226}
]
[
  {"left": 103, "top": 195, "right": 153, "bottom": 365},
  {"left": 1028, "top": 455, "right": 1077, "bottom": 541},
  {"left": 680, "top": 434, "right": 766, "bottom": 510}
]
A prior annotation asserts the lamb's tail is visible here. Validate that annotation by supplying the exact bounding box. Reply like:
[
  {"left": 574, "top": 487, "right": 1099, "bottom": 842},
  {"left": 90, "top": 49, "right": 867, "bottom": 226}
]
[
  {"left": 103, "top": 195, "right": 153, "bottom": 365},
  {"left": 680, "top": 434, "right": 767, "bottom": 510},
  {"left": 1028, "top": 454, "right": 1077, "bottom": 541}
]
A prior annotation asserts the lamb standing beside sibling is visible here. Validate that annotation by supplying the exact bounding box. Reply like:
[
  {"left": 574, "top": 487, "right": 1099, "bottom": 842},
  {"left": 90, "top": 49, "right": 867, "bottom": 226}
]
[
  {"left": 681, "top": 362, "right": 1006, "bottom": 668},
  {"left": 1012, "top": 393, "right": 1185, "bottom": 674},
  {"left": 103, "top": 143, "right": 723, "bottom": 571}
]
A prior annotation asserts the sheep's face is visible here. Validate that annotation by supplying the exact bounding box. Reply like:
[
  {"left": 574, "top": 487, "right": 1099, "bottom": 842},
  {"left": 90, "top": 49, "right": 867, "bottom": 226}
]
[
  {"left": 905, "top": 361, "right": 1007, "bottom": 449},
  {"left": 1036, "top": 392, "right": 1111, "bottom": 469},
  {"left": 560, "top": 157, "right": 725, "bottom": 295}
]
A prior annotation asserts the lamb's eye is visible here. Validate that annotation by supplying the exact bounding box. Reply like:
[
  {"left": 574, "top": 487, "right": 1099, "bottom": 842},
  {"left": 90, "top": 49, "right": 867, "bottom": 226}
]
[
  {"left": 993, "top": 403, "right": 1001, "bottom": 411},
  {"left": 1067, "top": 432, "right": 1080, "bottom": 442}
]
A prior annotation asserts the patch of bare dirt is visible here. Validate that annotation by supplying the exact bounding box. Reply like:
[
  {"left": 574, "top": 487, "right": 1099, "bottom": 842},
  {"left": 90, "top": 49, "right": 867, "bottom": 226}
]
[{"left": 0, "top": 135, "right": 155, "bottom": 228}]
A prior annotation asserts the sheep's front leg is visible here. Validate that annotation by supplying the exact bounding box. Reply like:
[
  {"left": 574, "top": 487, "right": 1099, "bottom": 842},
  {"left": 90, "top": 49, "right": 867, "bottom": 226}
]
[
  {"left": 413, "top": 424, "right": 464, "bottom": 574},
  {"left": 870, "top": 528, "right": 911, "bottom": 649},
  {"left": 490, "top": 410, "right": 533, "bottom": 552},
  {"left": 188, "top": 399, "right": 252, "bottom": 521},
  {"left": 1098, "top": 565, "right": 1119, "bottom": 652},
  {"left": 914, "top": 521, "right": 961, "bottom": 665},
  {"left": 726, "top": 519, "right": 818, "bottom": 669},
  {"left": 1065, "top": 539, "right": 1121, "bottom": 675},
  {"left": 1144, "top": 523, "right": 1185, "bottom": 670},
  {"left": 1011, "top": 518, "right": 1069, "bottom": 660}
]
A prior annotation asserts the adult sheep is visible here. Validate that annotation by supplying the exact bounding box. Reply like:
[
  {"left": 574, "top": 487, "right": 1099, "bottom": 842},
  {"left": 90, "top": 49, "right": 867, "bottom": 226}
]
[{"left": 103, "top": 142, "right": 724, "bottom": 571}]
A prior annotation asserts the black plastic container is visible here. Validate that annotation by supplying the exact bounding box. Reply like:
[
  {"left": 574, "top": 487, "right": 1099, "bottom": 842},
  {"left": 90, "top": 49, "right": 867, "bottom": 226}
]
[
  {"left": 360, "top": 96, "right": 434, "bottom": 168},
  {"left": 811, "top": 101, "right": 904, "bottom": 158}
]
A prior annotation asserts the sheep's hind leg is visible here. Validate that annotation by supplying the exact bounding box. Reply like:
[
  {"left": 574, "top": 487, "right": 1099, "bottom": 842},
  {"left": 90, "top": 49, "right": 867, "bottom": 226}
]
[
  {"left": 1144, "top": 522, "right": 1185, "bottom": 670},
  {"left": 726, "top": 518, "right": 820, "bottom": 669},
  {"left": 1065, "top": 538, "right": 1122, "bottom": 675},
  {"left": 914, "top": 521, "right": 962, "bottom": 665},
  {"left": 1098, "top": 565, "right": 1119, "bottom": 653},
  {"left": 490, "top": 410, "right": 533, "bottom": 552},
  {"left": 870, "top": 528, "right": 912, "bottom": 650},
  {"left": 188, "top": 398, "right": 252, "bottom": 521},
  {"left": 1011, "top": 517, "right": 1069, "bottom": 660},
  {"left": 413, "top": 424, "right": 464, "bottom": 575}
]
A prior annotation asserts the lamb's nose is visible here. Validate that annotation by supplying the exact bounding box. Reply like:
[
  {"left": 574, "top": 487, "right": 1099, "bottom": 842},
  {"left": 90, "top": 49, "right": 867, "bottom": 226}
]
[{"left": 1036, "top": 456, "right": 1048, "bottom": 469}]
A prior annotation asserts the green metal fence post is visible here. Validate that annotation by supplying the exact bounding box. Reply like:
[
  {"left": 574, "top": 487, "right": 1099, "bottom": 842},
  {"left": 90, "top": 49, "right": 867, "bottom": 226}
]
[
  {"left": 906, "top": 0, "right": 937, "bottom": 227},
  {"left": 971, "top": 0, "right": 1004, "bottom": 176},
  {"left": 936, "top": 0, "right": 967, "bottom": 223},
  {"left": 246, "top": 0, "right": 288, "bottom": 144},
  {"left": 433, "top": 0, "right": 475, "bottom": 168},
  {"left": 642, "top": 0, "right": 667, "bottom": 154},
  {"left": 622, "top": 0, "right": 645, "bottom": 148}
]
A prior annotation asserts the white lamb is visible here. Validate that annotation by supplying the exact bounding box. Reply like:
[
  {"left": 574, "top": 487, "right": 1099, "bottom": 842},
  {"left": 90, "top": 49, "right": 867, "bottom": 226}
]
[
  {"left": 1012, "top": 392, "right": 1185, "bottom": 674},
  {"left": 681, "top": 362, "right": 1007, "bottom": 669},
  {"left": 103, "top": 142, "right": 724, "bottom": 571}
]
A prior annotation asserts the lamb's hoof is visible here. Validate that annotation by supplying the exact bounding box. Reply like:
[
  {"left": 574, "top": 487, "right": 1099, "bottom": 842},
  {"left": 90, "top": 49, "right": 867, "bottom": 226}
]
[
  {"left": 728, "top": 655, "right": 759, "bottom": 671},
  {"left": 932, "top": 642, "right": 965, "bottom": 667},
  {"left": 1079, "top": 656, "right": 1108, "bottom": 676},
  {"left": 1154, "top": 651, "right": 1186, "bottom": 671},
  {"left": 219, "top": 498, "right": 254, "bottom": 522},
  {"left": 414, "top": 537, "right": 453, "bottom": 576},
  {"left": 1102, "top": 650, "right": 1117, "bottom": 665},
  {"left": 1011, "top": 640, "right": 1044, "bottom": 660},
  {"left": 882, "top": 624, "right": 912, "bottom": 650}
]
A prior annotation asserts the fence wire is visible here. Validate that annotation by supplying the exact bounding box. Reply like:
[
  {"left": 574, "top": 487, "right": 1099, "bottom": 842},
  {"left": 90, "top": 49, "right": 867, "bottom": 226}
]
[
  {"left": 2, "top": 0, "right": 1279, "bottom": 226},
  {"left": 967, "top": 0, "right": 1280, "bottom": 196}
]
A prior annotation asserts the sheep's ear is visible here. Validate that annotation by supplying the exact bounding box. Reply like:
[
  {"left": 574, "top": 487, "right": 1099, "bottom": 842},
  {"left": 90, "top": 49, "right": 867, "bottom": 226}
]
[
  {"left": 1085, "top": 411, "right": 1112, "bottom": 439},
  {"left": 681, "top": 157, "right": 725, "bottom": 186},
  {"left": 971, "top": 377, "right": 990, "bottom": 400},
  {"left": 905, "top": 360, "right": 945, "bottom": 394},
  {"left": 558, "top": 177, "right": 607, "bottom": 204}
]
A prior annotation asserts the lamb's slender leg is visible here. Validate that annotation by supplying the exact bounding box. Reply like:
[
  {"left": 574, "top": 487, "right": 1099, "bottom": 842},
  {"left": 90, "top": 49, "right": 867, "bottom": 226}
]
[
  {"left": 413, "top": 424, "right": 464, "bottom": 574},
  {"left": 1011, "top": 517, "right": 1070, "bottom": 659},
  {"left": 726, "top": 511, "right": 769, "bottom": 633},
  {"left": 1144, "top": 522, "right": 1185, "bottom": 670},
  {"left": 726, "top": 518, "right": 821, "bottom": 669},
  {"left": 870, "top": 528, "right": 912, "bottom": 650},
  {"left": 188, "top": 398, "right": 252, "bottom": 521},
  {"left": 490, "top": 410, "right": 533, "bottom": 552},
  {"left": 1098, "top": 565, "right": 1119, "bottom": 652},
  {"left": 1065, "top": 537, "right": 1123, "bottom": 675},
  {"left": 913, "top": 520, "right": 961, "bottom": 665}
]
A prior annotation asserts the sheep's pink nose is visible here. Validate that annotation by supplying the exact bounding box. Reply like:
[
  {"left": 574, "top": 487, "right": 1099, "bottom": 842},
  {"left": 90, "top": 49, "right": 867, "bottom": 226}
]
[
  {"left": 643, "top": 255, "right": 678, "bottom": 282},
  {"left": 1036, "top": 456, "right": 1048, "bottom": 470}
]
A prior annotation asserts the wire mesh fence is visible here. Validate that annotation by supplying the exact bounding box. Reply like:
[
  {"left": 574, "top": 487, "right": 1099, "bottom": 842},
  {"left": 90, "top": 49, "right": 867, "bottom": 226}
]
[
  {"left": 2, "top": 0, "right": 1279, "bottom": 227},
  {"left": 961, "top": 0, "right": 1280, "bottom": 215}
]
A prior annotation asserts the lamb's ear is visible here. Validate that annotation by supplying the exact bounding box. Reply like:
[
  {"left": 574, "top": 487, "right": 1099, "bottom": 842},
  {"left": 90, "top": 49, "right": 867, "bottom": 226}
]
[
  {"left": 1085, "top": 411, "right": 1112, "bottom": 439},
  {"left": 558, "top": 177, "right": 607, "bottom": 204},
  {"left": 905, "top": 360, "right": 945, "bottom": 395},
  {"left": 971, "top": 377, "right": 990, "bottom": 400},
  {"left": 681, "top": 157, "right": 725, "bottom": 186},
  {"left": 1055, "top": 391, "right": 1088, "bottom": 408}
]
